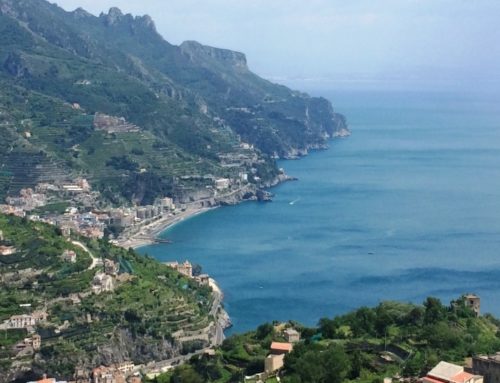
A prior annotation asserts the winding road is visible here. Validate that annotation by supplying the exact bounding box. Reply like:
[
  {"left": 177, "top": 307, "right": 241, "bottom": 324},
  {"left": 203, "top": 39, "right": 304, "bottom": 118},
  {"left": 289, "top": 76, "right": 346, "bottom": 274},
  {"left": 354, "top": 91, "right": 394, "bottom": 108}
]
[{"left": 71, "top": 240, "right": 101, "bottom": 270}]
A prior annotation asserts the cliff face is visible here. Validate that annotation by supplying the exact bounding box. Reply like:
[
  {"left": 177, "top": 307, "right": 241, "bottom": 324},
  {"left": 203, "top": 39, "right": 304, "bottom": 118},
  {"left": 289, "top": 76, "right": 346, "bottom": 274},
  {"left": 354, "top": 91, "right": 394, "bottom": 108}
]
[
  {"left": 180, "top": 41, "right": 248, "bottom": 70},
  {"left": 0, "top": 0, "right": 348, "bottom": 205}
]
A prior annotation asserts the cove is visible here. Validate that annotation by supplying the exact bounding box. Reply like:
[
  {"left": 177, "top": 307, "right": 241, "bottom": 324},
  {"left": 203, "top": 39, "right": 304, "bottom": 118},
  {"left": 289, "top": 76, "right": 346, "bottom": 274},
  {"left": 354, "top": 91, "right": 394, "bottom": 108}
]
[{"left": 139, "top": 90, "right": 500, "bottom": 333}]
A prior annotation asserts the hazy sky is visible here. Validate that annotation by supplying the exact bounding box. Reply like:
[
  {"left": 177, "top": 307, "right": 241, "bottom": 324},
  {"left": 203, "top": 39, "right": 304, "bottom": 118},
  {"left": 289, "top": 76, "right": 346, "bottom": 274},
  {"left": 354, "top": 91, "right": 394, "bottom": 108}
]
[{"left": 52, "top": 0, "right": 500, "bottom": 91}]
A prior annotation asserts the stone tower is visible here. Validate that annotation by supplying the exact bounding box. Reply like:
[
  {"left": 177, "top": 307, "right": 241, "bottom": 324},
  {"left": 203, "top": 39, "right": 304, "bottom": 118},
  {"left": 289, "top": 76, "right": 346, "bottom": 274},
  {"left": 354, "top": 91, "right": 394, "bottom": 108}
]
[{"left": 464, "top": 294, "right": 481, "bottom": 316}]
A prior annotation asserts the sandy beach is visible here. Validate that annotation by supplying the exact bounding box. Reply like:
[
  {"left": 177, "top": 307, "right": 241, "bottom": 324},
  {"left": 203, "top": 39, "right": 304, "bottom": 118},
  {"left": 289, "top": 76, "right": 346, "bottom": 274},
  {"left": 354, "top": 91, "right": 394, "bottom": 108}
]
[{"left": 116, "top": 206, "right": 217, "bottom": 249}]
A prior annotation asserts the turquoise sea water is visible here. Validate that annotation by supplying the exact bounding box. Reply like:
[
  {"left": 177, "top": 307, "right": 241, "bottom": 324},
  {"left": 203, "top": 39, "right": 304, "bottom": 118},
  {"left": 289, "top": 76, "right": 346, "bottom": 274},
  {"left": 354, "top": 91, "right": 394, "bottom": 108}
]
[{"left": 140, "top": 90, "right": 500, "bottom": 334}]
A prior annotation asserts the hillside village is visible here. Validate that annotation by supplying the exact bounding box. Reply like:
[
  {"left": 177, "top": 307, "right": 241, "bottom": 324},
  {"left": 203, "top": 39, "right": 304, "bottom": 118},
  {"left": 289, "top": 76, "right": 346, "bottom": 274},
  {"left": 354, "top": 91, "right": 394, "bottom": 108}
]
[{"left": 0, "top": 213, "right": 232, "bottom": 383}]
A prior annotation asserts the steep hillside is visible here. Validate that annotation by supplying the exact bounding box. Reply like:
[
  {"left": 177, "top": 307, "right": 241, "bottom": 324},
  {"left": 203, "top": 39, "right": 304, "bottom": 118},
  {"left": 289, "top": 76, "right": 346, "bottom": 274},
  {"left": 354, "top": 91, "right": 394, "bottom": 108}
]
[
  {"left": 0, "top": 0, "right": 348, "bottom": 205},
  {"left": 158, "top": 298, "right": 500, "bottom": 383},
  {"left": 0, "top": 214, "right": 218, "bottom": 382}
]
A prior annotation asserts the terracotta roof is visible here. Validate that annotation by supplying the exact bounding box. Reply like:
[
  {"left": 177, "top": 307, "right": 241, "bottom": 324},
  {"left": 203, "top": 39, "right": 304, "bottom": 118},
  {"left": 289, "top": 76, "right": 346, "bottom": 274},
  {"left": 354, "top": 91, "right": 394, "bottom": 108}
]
[
  {"left": 423, "top": 376, "right": 446, "bottom": 383},
  {"left": 452, "top": 372, "right": 475, "bottom": 383},
  {"left": 270, "top": 342, "right": 293, "bottom": 352},
  {"left": 428, "top": 361, "right": 464, "bottom": 381}
]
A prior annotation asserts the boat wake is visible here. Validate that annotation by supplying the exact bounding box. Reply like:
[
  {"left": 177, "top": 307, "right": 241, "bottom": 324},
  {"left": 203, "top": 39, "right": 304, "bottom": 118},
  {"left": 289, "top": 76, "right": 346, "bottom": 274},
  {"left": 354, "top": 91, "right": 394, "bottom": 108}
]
[{"left": 289, "top": 198, "right": 301, "bottom": 205}]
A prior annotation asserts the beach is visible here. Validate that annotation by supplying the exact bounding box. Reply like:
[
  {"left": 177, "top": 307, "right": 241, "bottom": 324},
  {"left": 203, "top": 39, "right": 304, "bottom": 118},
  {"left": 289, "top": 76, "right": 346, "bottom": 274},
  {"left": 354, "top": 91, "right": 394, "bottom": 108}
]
[
  {"left": 116, "top": 205, "right": 217, "bottom": 249},
  {"left": 138, "top": 90, "right": 500, "bottom": 332}
]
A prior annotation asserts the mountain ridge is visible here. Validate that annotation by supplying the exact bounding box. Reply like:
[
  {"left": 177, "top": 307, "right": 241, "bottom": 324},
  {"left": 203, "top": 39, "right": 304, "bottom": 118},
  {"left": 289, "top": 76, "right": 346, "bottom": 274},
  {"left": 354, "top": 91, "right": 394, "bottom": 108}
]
[{"left": 0, "top": 0, "right": 348, "bottom": 206}]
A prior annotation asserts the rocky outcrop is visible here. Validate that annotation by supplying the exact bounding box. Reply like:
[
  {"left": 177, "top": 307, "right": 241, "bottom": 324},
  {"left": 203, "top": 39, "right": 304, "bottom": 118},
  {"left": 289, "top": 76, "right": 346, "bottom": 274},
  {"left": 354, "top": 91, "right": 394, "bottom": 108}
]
[
  {"left": 94, "top": 328, "right": 180, "bottom": 366},
  {"left": 99, "top": 7, "right": 157, "bottom": 32},
  {"left": 256, "top": 190, "right": 273, "bottom": 202},
  {"left": 180, "top": 41, "right": 248, "bottom": 70}
]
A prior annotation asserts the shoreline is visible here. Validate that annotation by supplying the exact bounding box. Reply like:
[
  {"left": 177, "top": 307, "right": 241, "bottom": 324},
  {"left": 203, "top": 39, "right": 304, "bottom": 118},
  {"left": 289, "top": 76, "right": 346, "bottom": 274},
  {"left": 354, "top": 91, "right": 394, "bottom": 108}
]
[
  {"left": 115, "top": 135, "right": 350, "bottom": 250},
  {"left": 115, "top": 174, "right": 295, "bottom": 250},
  {"left": 116, "top": 205, "right": 217, "bottom": 249}
]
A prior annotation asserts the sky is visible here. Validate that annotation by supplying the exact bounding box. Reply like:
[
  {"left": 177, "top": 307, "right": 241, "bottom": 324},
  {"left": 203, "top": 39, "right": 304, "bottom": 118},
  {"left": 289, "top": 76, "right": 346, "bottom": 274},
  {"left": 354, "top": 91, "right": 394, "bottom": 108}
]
[{"left": 52, "top": 0, "right": 500, "bottom": 91}]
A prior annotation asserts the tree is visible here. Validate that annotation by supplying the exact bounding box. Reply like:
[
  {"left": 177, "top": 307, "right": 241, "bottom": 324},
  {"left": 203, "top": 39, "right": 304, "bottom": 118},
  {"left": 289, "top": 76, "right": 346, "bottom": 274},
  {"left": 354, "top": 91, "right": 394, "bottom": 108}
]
[
  {"left": 403, "top": 351, "right": 426, "bottom": 377},
  {"left": 284, "top": 344, "right": 350, "bottom": 383},
  {"left": 170, "top": 365, "right": 203, "bottom": 383},
  {"left": 349, "top": 351, "right": 363, "bottom": 379},
  {"left": 424, "top": 297, "right": 445, "bottom": 324},
  {"left": 318, "top": 318, "right": 338, "bottom": 339},
  {"left": 255, "top": 323, "right": 274, "bottom": 340},
  {"left": 405, "top": 307, "right": 424, "bottom": 326},
  {"left": 351, "top": 307, "right": 376, "bottom": 337},
  {"left": 323, "top": 345, "right": 351, "bottom": 383}
]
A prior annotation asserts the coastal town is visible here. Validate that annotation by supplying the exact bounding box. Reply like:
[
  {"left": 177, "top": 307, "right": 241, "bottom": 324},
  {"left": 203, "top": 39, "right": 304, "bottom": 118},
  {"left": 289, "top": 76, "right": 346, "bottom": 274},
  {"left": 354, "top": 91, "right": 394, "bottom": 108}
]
[{"left": 0, "top": 157, "right": 282, "bottom": 250}]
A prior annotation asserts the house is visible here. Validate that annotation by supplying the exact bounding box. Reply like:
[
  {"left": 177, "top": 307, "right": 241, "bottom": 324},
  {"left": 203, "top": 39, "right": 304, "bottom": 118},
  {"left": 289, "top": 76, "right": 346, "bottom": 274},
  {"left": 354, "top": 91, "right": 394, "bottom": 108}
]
[
  {"left": 473, "top": 354, "right": 500, "bottom": 383},
  {"left": 32, "top": 334, "right": 41, "bottom": 350},
  {"left": 92, "top": 363, "right": 135, "bottom": 383},
  {"left": 165, "top": 260, "right": 193, "bottom": 278},
  {"left": 76, "top": 178, "right": 91, "bottom": 191},
  {"left": 195, "top": 274, "right": 210, "bottom": 286},
  {"left": 240, "top": 142, "right": 253, "bottom": 150},
  {"left": 23, "top": 334, "right": 42, "bottom": 350},
  {"left": 215, "top": 178, "right": 230, "bottom": 190},
  {"left": 61, "top": 250, "right": 77, "bottom": 263},
  {"left": 110, "top": 210, "right": 134, "bottom": 228},
  {"left": 92, "top": 272, "right": 114, "bottom": 294},
  {"left": 284, "top": 328, "right": 301, "bottom": 343},
  {"left": 9, "top": 311, "right": 47, "bottom": 329},
  {"left": 423, "top": 361, "right": 483, "bottom": 383},
  {"left": 177, "top": 261, "right": 193, "bottom": 277},
  {"left": 92, "top": 366, "right": 125, "bottom": 383},
  {"left": 270, "top": 341, "right": 293, "bottom": 355},
  {"left": 115, "top": 361, "right": 135, "bottom": 374},
  {"left": 239, "top": 172, "right": 248, "bottom": 182},
  {"left": 265, "top": 354, "right": 285, "bottom": 374},
  {"left": 159, "top": 197, "right": 174, "bottom": 210},
  {"left": 104, "top": 259, "right": 119, "bottom": 276}
]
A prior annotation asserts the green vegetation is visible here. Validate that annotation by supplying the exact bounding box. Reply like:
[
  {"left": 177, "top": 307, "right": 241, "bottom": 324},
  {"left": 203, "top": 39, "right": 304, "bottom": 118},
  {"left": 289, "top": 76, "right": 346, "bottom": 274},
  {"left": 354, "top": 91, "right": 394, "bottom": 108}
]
[
  {"left": 0, "top": 0, "right": 347, "bottom": 205},
  {"left": 0, "top": 213, "right": 215, "bottom": 380},
  {"left": 154, "top": 298, "right": 500, "bottom": 383}
]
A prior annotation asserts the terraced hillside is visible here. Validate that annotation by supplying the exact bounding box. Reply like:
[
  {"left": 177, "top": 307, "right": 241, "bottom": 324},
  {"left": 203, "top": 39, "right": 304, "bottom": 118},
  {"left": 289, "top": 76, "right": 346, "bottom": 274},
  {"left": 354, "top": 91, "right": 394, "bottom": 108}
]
[
  {"left": 0, "top": 0, "right": 348, "bottom": 205},
  {"left": 0, "top": 213, "right": 217, "bottom": 382}
]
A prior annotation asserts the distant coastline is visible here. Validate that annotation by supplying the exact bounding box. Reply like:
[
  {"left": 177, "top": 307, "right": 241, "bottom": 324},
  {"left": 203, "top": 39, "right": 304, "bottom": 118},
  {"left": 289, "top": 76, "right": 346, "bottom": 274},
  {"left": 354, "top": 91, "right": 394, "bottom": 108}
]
[
  {"left": 116, "top": 173, "right": 295, "bottom": 250},
  {"left": 116, "top": 137, "right": 350, "bottom": 250}
]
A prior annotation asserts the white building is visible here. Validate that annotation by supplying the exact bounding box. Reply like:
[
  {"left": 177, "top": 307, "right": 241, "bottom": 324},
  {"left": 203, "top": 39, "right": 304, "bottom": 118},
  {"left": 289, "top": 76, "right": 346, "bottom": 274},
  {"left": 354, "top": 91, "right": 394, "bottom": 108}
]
[
  {"left": 284, "top": 328, "right": 301, "bottom": 343},
  {"left": 9, "top": 311, "right": 47, "bottom": 329},
  {"left": 215, "top": 178, "right": 230, "bottom": 190},
  {"left": 61, "top": 250, "right": 77, "bottom": 263},
  {"left": 92, "top": 273, "right": 114, "bottom": 294}
]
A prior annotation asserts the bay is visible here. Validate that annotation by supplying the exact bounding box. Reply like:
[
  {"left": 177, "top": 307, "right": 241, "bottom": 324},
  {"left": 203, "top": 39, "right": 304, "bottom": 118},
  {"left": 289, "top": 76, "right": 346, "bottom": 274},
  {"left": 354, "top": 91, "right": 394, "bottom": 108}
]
[{"left": 139, "top": 90, "right": 500, "bottom": 334}]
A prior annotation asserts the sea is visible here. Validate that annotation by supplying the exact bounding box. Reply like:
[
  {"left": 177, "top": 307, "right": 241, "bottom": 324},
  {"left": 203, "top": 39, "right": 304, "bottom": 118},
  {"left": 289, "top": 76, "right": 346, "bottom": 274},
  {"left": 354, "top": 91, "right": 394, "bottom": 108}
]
[{"left": 139, "top": 89, "right": 500, "bottom": 334}]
